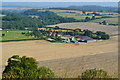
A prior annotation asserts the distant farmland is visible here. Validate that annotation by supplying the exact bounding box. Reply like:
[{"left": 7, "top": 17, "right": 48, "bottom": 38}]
[
  {"left": 89, "top": 17, "right": 118, "bottom": 24},
  {"left": 38, "top": 9, "right": 102, "bottom": 20},
  {"left": 47, "top": 22, "right": 118, "bottom": 35}
]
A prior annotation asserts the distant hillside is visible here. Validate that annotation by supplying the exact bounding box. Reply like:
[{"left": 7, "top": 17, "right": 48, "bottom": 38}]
[
  {"left": 2, "top": 9, "right": 79, "bottom": 30},
  {"left": 50, "top": 5, "right": 118, "bottom": 13}
]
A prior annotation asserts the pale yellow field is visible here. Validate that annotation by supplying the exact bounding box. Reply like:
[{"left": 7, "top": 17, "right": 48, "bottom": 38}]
[
  {"left": 1, "top": 35, "right": 118, "bottom": 77},
  {"left": 2, "top": 35, "right": 118, "bottom": 65}
]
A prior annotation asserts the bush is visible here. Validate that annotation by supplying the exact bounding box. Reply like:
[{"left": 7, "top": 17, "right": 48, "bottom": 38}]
[
  {"left": 37, "top": 67, "right": 55, "bottom": 78},
  {"left": 81, "top": 69, "right": 109, "bottom": 79},
  {"left": 2, "top": 34, "right": 5, "bottom": 37}
]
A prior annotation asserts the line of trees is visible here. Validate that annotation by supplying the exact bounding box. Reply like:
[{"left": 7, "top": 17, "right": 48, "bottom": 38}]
[{"left": 25, "top": 27, "right": 110, "bottom": 41}]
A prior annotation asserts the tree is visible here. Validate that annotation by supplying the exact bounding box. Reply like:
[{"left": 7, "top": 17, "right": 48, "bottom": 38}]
[
  {"left": 96, "top": 31, "right": 105, "bottom": 36},
  {"left": 102, "top": 21, "right": 107, "bottom": 25},
  {"left": 2, "top": 55, "right": 55, "bottom": 79},
  {"left": 37, "top": 67, "right": 54, "bottom": 78},
  {"left": 56, "top": 36, "right": 62, "bottom": 42},
  {"left": 54, "top": 26, "right": 60, "bottom": 29},
  {"left": 101, "top": 34, "right": 110, "bottom": 40},
  {"left": 33, "top": 30, "right": 43, "bottom": 38},
  {"left": 81, "top": 69, "right": 109, "bottom": 79},
  {"left": 2, "top": 34, "right": 5, "bottom": 37},
  {"left": 84, "top": 30, "right": 93, "bottom": 37},
  {"left": 85, "top": 17, "right": 91, "bottom": 21},
  {"left": 73, "top": 28, "right": 81, "bottom": 35}
]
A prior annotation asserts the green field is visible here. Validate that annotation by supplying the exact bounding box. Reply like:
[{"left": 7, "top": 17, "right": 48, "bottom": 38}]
[
  {"left": 57, "top": 13, "right": 102, "bottom": 20},
  {"left": 89, "top": 17, "right": 118, "bottom": 24},
  {"left": 1, "top": 30, "right": 35, "bottom": 42}
]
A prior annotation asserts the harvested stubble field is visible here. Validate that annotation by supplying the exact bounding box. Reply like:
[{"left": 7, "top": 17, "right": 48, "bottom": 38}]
[
  {"left": 47, "top": 22, "right": 118, "bottom": 35},
  {"left": 89, "top": 17, "right": 118, "bottom": 24},
  {"left": 2, "top": 35, "right": 118, "bottom": 77}
]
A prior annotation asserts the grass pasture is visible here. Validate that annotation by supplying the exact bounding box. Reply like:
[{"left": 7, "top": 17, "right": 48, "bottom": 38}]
[
  {"left": 57, "top": 13, "right": 102, "bottom": 20},
  {"left": 1, "top": 30, "right": 34, "bottom": 42}
]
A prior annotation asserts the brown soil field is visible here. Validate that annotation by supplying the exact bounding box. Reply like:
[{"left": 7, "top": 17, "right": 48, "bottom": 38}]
[
  {"left": 47, "top": 22, "right": 118, "bottom": 35},
  {"left": 1, "top": 35, "right": 118, "bottom": 77}
]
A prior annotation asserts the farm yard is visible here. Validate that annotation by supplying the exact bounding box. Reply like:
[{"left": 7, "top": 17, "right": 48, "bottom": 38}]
[{"left": 47, "top": 22, "right": 118, "bottom": 35}]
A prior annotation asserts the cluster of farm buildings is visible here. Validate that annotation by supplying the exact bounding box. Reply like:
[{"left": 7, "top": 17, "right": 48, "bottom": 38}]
[{"left": 47, "top": 32, "right": 97, "bottom": 43}]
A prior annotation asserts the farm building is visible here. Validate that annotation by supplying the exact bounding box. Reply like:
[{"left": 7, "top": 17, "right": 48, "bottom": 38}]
[
  {"left": 61, "top": 35, "right": 71, "bottom": 43},
  {"left": 0, "top": 28, "right": 2, "bottom": 30},
  {"left": 77, "top": 36, "right": 96, "bottom": 43},
  {"left": 47, "top": 38, "right": 55, "bottom": 42},
  {"left": 49, "top": 32, "right": 62, "bottom": 37},
  {"left": 62, "top": 35, "right": 97, "bottom": 43}
]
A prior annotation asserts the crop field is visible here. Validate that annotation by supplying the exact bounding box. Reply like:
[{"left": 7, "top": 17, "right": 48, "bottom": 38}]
[
  {"left": 47, "top": 22, "right": 118, "bottom": 35},
  {"left": 39, "top": 51, "right": 118, "bottom": 78},
  {"left": 2, "top": 35, "right": 118, "bottom": 77},
  {"left": 89, "top": 17, "right": 118, "bottom": 24},
  {"left": 1, "top": 30, "right": 34, "bottom": 42}
]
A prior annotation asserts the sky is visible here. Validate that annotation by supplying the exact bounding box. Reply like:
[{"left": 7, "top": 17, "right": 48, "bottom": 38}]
[{"left": 2, "top": 0, "right": 120, "bottom": 2}]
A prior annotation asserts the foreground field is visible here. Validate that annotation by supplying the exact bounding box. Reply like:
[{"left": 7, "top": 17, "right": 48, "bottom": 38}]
[
  {"left": 47, "top": 22, "right": 118, "bottom": 35},
  {"left": 2, "top": 35, "right": 118, "bottom": 77},
  {"left": 39, "top": 51, "right": 118, "bottom": 78}
]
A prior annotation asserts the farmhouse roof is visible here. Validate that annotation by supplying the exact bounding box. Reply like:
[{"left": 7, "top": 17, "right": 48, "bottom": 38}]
[{"left": 63, "top": 35, "right": 71, "bottom": 37}]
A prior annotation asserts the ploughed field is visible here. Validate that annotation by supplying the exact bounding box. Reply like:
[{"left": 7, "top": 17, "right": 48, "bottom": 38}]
[
  {"left": 2, "top": 35, "right": 118, "bottom": 77},
  {"left": 47, "top": 22, "right": 118, "bottom": 35}
]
